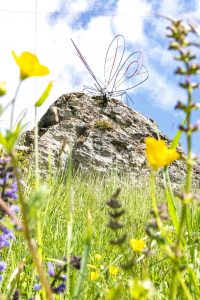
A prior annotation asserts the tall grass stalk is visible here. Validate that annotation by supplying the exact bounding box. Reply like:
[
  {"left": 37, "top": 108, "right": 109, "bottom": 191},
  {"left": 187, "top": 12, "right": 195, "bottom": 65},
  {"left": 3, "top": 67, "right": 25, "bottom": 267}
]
[{"left": 10, "top": 81, "right": 21, "bottom": 129}]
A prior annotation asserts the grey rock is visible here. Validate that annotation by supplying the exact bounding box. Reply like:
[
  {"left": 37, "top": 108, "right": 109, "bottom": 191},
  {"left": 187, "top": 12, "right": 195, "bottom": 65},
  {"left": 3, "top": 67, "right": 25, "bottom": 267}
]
[{"left": 23, "top": 92, "right": 200, "bottom": 187}]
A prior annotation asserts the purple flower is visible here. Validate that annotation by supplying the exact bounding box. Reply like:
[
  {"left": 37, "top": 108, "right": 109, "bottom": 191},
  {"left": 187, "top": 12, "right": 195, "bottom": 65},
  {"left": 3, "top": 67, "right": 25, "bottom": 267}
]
[
  {"left": 47, "top": 262, "right": 55, "bottom": 276},
  {"left": 0, "top": 157, "right": 11, "bottom": 164},
  {"left": 10, "top": 205, "right": 20, "bottom": 213},
  {"left": 4, "top": 190, "right": 18, "bottom": 200},
  {"left": 53, "top": 283, "right": 66, "bottom": 294},
  {"left": 60, "top": 274, "right": 67, "bottom": 281},
  {"left": 0, "top": 226, "right": 15, "bottom": 238},
  {"left": 0, "top": 261, "right": 6, "bottom": 272},
  {"left": 0, "top": 157, "right": 18, "bottom": 203},
  {"left": 33, "top": 283, "right": 41, "bottom": 291},
  {"left": 0, "top": 226, "right": 15, "bottom": 248},
  {"left": 0, "top": 157, "right": 19, "bottom": 253},
  {"left": 0, "top": 234, "right": 10, "bottom": 248}
]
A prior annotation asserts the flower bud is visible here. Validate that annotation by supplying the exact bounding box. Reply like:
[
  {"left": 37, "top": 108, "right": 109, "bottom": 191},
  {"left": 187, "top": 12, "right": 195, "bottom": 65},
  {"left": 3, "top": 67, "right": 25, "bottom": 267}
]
[{"left": 0, "top": 82, "right": 7, "bottom": 96}]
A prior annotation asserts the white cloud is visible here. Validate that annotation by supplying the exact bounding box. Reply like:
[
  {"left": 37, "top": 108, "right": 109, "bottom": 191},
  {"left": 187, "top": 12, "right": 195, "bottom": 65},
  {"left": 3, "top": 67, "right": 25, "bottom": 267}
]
[
  {"left": 0, "top": 0, "right": 35, "bottom": 11},
  {"left": 113, "top": 0, "right": 151, "bottom": 43},
  {"left": 0, "top": 0, "right": 198, "bottom": 130},
  {"left": 144, "top": 67, "right": 185, "bottom": 109},
  {"left": 158, "top": 0, "right": 186, "bottom": 16}
]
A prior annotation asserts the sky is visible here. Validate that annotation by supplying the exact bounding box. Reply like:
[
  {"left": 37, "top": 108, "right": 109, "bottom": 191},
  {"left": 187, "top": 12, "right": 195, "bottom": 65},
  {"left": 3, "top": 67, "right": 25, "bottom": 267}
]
[{"left": 0, "top": 0, "right": 199, "bottom": 153}]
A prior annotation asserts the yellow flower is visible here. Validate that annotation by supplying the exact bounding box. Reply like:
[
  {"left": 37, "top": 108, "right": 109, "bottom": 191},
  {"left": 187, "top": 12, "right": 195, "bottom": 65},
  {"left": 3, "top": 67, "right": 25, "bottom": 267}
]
[
  {"left": 145, "top": 137, "right": 180, "bottom": 170},
  {"left": 94, "top": 254, "right": 102, "bottom": 261},
  {"left": 90, "top": 271, "right": 99, "bottom": 280},
  {"left": 12, "top": 51, "right": 50, "bottom": 80},
  {"left": 108, "top": 266, "right": 119, "bottom": 275},
  {"left": 130, "top": 239, "right": 146, "bottom": 252}
]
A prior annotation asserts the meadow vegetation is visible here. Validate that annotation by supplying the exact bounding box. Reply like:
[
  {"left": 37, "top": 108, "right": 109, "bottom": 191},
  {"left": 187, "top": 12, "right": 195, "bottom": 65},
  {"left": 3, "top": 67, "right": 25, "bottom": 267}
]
[{"left": 0, "top": 18, "right": 199, "bottom": 300}]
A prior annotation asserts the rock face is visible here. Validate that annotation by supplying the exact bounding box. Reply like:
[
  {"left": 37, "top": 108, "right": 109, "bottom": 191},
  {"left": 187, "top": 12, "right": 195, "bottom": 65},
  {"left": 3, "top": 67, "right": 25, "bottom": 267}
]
[{"left": 24, "top": 92, "right": 200, "bottom": 185}]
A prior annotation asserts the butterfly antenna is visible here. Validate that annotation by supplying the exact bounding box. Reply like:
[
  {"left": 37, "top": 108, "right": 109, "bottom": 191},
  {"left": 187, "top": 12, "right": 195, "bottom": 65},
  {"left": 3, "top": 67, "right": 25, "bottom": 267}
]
[{"left": 71, "top": 39, "right": 102, "bottom": 90}]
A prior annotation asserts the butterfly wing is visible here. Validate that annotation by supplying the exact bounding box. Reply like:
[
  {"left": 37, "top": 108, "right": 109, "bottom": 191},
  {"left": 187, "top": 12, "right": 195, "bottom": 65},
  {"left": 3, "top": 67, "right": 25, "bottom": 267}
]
[
  {"left": 104, "top": 35, "right": 125, "bottom": 89},
  {"left": 111, "top": 51, "right": 148, "bottom": 95},
  {"left": 71, "top": 39, "right": 104, "bottom": 91}
]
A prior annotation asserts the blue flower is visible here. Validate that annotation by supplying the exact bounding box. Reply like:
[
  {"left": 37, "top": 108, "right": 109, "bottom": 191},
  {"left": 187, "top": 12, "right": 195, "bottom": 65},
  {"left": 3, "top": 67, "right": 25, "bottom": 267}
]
[
  {"left": 0, "top": 233, "right": 11, "bottom": 248},
  {"left": 0, "top": 156, "right": 19, "bottom": 282},
  {"left": 33, "top": 283, "right": 41, "bottom": 291},
  {"left": 53, "top": 283, "right": 66, "bottom": 294},
  {"left": 0, "top": 261, "right": 6, "bottom": 272},
  {"left": 10, "top": 205, "right": 20, "bottom": 213},
  {"left": 0, "top": 225, "right": 15, "bottom": 248},
  {"left": 60, "top": 274, "right": 67, "bottom": 281},
  {"left": 47, "top": 262, "right": 55, "bottom": 276}
]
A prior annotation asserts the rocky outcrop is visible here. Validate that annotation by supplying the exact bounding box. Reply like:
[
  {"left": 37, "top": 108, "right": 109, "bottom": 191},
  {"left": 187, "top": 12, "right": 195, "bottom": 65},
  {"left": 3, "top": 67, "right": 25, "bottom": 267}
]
[{"left": 23, "top": 92, "right": 200, "bottom": 185}]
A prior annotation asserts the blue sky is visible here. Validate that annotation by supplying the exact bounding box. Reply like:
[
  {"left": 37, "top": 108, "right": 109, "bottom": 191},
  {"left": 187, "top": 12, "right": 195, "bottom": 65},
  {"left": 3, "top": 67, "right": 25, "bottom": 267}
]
[{"left": 0, "top": 0, "right": 199, "bottom": 152}]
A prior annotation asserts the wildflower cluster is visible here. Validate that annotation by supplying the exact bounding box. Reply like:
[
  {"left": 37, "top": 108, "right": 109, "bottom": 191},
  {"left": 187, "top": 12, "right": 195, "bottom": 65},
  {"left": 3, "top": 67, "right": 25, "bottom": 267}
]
[
  {"left": 142, "top": 18, "right": 200, "bottom": 300},
  {"left": 0, "top": 156, "right": 19, "bottom": 281},
  {"left": 30, "top": 255, "right": 82, "bottom": 299},
  {"left": 89, "top": 253, "right": 120, "bottom": 282},
  {"left": 0, "top": 50, "right": 54, "bottom": 299},
  {"left": 31, "top": 261, "right": 67, "bottom": 299}
]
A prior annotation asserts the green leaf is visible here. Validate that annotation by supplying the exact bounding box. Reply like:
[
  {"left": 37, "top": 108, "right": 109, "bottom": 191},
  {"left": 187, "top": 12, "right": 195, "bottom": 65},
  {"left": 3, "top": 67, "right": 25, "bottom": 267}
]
[
  {"left": 163, "top": 116, "right": 188, "bottom": 238},
  {"left": 170, "top": 115, "right": 187, "bottom": 149},
  {"left": 163, "top": 169, "right": 179, "bottom": 234},
  {"left": 72, "top": 243, "right": 90, "bottom": 300},
  {"left": 0, "top": 121, "right": 23, "bottom": 151},
  {"left": 35, "top": 81, "right": 53, "bottom": 107},
  {"left": 73, "top": 211, "right": 92, "bottom": 299}
]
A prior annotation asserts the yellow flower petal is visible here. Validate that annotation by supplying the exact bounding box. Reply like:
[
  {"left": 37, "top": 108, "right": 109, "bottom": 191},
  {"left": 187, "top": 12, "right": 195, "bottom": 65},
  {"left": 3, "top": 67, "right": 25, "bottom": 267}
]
[
  {"left": 130, "top": 238, "right": 146, "bottom": 252},
  {"left": 145, "top": 137, "right": 180, "bottom": 170},
  {"left": 94, "top": 254, "right": 102, "bottom": 261},
  {"left": 12, "top": 51, "right": 49, "bottom": 80},
  {"left": 90, "top": 271, "right": 99, "bottom": 280},
  {"left": 108, "top": 266, "right": 119, "bottom": 275}
]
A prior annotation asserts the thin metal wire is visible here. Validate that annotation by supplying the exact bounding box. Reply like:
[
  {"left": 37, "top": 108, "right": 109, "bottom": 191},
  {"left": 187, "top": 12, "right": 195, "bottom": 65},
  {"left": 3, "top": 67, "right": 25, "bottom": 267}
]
[{"left": 71, "top": 35, "right": 148, "bottom": 101}]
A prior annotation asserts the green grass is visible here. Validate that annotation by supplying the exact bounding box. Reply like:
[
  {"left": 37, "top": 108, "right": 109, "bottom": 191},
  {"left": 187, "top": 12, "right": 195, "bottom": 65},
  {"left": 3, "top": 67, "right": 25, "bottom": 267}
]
[
  {"left": 2, "top": 168, "right": 194, "bottom": 299},
  {"left": 0, "top": 172, "right": 144, "bottom": 293}
]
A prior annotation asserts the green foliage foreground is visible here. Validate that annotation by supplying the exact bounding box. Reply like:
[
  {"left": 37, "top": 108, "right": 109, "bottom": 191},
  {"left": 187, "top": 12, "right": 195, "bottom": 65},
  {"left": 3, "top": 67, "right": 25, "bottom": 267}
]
[
  {"left": 0, "top": 17, "right": 199, "bottom": 300},
  {"left": 1, "top": 171, "right": 200, "bottom": 300}
]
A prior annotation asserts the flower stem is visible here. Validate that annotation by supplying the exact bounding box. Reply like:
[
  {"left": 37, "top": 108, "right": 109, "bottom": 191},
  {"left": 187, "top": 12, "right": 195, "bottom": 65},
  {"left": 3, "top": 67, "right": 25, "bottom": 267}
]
[
  {"left": 34, "top": 107, "right": 40, "bottom": 188},
  {"left": 10, "top": 81, "right": 22, "bottom": 129}
]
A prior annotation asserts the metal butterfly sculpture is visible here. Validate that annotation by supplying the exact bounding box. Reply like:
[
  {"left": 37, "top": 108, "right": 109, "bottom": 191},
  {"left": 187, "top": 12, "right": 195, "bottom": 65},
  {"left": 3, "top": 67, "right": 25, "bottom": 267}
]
[{"left": 71, "top": 35, "right": 148, "bottom": 101}]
